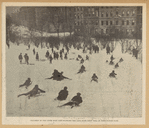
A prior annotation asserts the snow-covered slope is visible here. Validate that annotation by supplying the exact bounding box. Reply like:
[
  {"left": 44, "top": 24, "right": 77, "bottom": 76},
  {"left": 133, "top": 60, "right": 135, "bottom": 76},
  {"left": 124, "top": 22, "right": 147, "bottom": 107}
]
[{"left": 6, "top": 42, "right": 142, "bottom": 117}]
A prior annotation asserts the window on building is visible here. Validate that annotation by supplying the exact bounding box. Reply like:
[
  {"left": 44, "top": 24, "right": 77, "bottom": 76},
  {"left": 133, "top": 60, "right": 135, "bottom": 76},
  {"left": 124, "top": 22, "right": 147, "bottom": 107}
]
[
  {"left": 101, "top": 12, "right": 104, "bottom": 17},
  {"left": 132, "top": 21, "right": 135, "bottom": 25},
  {"left": 106, "top": 12, "right": 108, "bottom": 17},
  {"left": 115, "top": 29, "right": 119, "bottom": 34},
  {"left": 116, "top": 10, "right": 118, "bottom": 15},
  {"left": 122, "top": 11, "right": 125, "bottom": 16},
  {"left": 96, "top": 20, "right": 99, "bottom": 25},
  {"left": 96, "top": 11, "right": 98, "bottom": 17},
  {"left": 106, "top": 21, "right": 108, "bottom": 25},
  {"left": 101, "top": 21, "right": 104, "bottom": 25},
  {"left": 101, "top": 29, "right": 103, "bottom": 34},
  {"left": 106, "top": 29, "right": 109, "bottom": 34},
  {"left": 116, "top": 20, "right": 118, "bottom": 25},
  {"left": 122, "top": 20, "right": 125, "bottom": 25},
  {"left": 127, "top": 11, "right": 129, "bottom": 16},
  {"left": 132, "top": 10, "right": 135, "bottom": 16},
  {"left": 127, "top": 20, "right": 129, "bottom": 25},
  {"left": 110, "top": 12, "right": 113, "bottom": 17},
  {"left": 110, "top": 21, "right": 113, "bottom": 25}
]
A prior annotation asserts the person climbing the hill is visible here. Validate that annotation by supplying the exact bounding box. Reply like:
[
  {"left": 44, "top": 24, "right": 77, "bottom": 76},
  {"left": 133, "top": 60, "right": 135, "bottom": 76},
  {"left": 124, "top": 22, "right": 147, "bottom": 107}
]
[
  {"left": 91, "top": 73, "right": 98, "bottom": 83},
  {"left": 80, "top": 58, "right": 84, "bottom": 64},
  {"left": 110, "top": 55, "right": 115, "bottom": 61},
  {"left": 19, "top": 78, "right": 32, "bottom": 89},
  {"left": 18, "top": 85, "right": 45, "bottom": 99},
  {"left": 24, "top": 53, "right": 27, "bottom": 63},
  {"left": 77, "top": 65, "right": 86, "bottom": 74},
  {"left": 115, "top": 63, "right": 119, "bottom": 68},
  {"left": 58, "top": 93, "right": 83, "bottom": 108},
  {"left": 36, "top": 52, "right": 39, "bottom": 61},
  {"left": 45, "top": 50, "right": 49, "bottom": 58},
  {"left": 106, "top": 45, "right": 110, "bottom": 55},
  {"left": 109, "top": 70, "right": 117, "bottom": 78},
  {"left": 56, "top": 87, "right": 68, "bottom": 101},
  {"left": 33, "top": 48, "right": 35, "bottom": 55},
  {"left": 109, "top": 60, "right": 114, "bottom": 65},
  {"left": 64, "top": 53, "right": 68, "bottom": 60},
  {"left": 18, "top": 53, "right": 23, "bottom": 64}
]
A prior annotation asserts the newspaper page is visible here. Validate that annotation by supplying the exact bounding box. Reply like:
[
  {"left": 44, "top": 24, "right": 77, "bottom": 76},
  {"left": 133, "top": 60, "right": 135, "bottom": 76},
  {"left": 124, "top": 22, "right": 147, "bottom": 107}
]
[{"left": 2, "top": 2, "right": 146, "bottom": 125}]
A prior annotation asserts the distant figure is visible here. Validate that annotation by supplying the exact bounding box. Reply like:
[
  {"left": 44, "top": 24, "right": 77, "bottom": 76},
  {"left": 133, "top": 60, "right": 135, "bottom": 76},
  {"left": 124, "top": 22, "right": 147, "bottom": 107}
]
[
  {"left": 56, "top": 87, "right": 68, "bottom": 101},
  {"left": 119, "top": 58, "right": 124, "bottom": 63},
  {"left": 36, "top": 52, "right": 39, "bottom": 61},
  {"left": 106, "top": 60, "right": 108, "bottom": 63},
  {"left": 45, "top": 50, "right": 49, "bottom": 58},
  {"left": 33, "top": 48, "right": 35, "bottom": 55},
  {"left": 18, "top": 53, "right": 23, "bottom": 64},
  {"left": 115, "top": 63, "right": 119, "bottom": 68},
  {"left": 91, "top": 73, "right": 98, "bottom": 83},
  {"left": 106, "top": 45, "right": 110, "bottom": 55},
  {"left": 76, "top": 58, "right": 79, "bottom": 61},
  {"left": 28, "top": 44, "right": 30, "bottom": 50},
  {"left": 109, "top": 70, "right": 117, "bottom": 78},
  {"left": 77, "top": 65, "right": 86, "bottom": 74},
  {"left": 78, "top": 55, "right": 82, "bottom": 59},
  {"left": 58, "top": 93, "right": 83, "bottom": 108},
  {"left": 86, "top": 55, "right": 89, "bottom": 60},
  {"left": 60, "top": 53, "right": 63, "bottom": 60},
  {"left": 19, "top": 78, "right": 32, "bottom": 89},
  {"left": 80, "top": 58, "right": 84, "bottom": 64},
  {"left": 110, "top": 55, "right": 115, "bottom": 61},
  {"left": 49, "top": 55, "right": 53, "bottom": 64},
  {"left": 24, "top": 53, "right": 29, "bottom": 65},
  {"left": 109, "top": 60, "right": 114, "bottom": 65},
  {"left": 62, "top": 48, "right": 64, "bottom": 53},
  {"left": 18, "top": 85, "right": 45, "bottom": 99},
  {"left": 64, "top": 53, "right": 68, "bottom": 60}
]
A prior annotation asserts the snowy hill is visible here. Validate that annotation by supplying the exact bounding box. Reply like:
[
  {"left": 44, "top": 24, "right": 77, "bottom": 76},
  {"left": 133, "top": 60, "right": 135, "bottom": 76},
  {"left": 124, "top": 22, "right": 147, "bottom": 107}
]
[{"left": 5, "top": 42, "right": 142, "bottom": 117}]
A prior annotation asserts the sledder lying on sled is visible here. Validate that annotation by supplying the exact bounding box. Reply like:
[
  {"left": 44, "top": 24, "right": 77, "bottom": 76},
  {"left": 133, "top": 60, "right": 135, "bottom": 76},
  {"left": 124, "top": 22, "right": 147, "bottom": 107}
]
[
  {"left": 109, "top": 70, "right": 117, "bottom": 78},
  {"left": 77, "top": 65, "right": 86, "bottom": 74},
  {"left": 55, "top": 87, "right": 68, "bottom": 101},
  {"left": 91, "top": 73, "right": 98, "bottom": 83},
  {"left": 58, "top": 93, "right": 83, "bottom": 108},
  {"left": 19, "top": 78, "right": 32, "bottom": 89},
  {"left": 18, "top": 85, "right": 46, "bottom": 99},
  {"left": 46, "top": 69, "right": 72, "bottom": 81}
]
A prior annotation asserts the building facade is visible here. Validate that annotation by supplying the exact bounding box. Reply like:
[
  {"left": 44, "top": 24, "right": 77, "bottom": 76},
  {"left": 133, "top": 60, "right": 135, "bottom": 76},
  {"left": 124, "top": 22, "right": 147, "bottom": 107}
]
[{"left": 74, "top": 6, "right": 142, "bottom": 37}]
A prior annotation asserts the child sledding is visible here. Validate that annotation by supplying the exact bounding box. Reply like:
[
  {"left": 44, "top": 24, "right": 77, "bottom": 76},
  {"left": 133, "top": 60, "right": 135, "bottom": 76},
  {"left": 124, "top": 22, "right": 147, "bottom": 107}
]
[
  {"left": 18, "top": 85, "right": 46, "bottom": 99},
  {"left": 46, "top": 69, "right": 72, "bottom": 81},
  {"left": 109, "top": 70, "right": 117, "bottom": 79},
  {"left": 55, "top": 87, "right": 68, "bottom": 101},
  {"left": 77, "top": 65, "right": 86, "bottom": 74},
  {"left": 19, "top": 78, "right": 32, "bottom": 89},
  {"left": 58, "top": 93, "right": 83, "bottom": 108},
  {"left": 91, "top": 73, "right": 98, "bottom": 83}
]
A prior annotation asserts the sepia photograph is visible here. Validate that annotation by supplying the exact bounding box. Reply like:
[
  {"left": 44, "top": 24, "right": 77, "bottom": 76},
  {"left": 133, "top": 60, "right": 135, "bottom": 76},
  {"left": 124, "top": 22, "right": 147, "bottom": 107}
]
[{"left": 2, "top": 3, "right": 146, "bottom": 125}]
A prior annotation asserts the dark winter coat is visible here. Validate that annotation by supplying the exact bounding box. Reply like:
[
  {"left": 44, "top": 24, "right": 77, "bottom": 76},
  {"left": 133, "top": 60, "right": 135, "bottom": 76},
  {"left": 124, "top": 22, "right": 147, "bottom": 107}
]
[
  {"left": 71, "top": 95, "right": 83, "bottom": 105},
  {"left": 57, "top": 89, "right": 68, "bottom": 101},
  {"left": 18, "top": 54, "right": 23, "bottom": 60}
]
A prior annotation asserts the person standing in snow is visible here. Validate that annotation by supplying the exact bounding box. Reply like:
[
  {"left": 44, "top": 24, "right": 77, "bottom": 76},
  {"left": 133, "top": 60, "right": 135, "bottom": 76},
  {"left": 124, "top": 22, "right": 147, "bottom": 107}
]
[
  {"left": 33, "top": 48, "right": 35, "bottom": 55},
  {"left": 45, "top": 50, "right": 49, "bottom": 58},
  {"left": 64, "top": 53, "right": 68, "bottom": 60},
  {"left": 56, "top": 87, "right": 68, "bottom": 101},
  {"left": 28, "top": 44, "right": 30, "bottom": 50},
  {"left": 36, "top": 52, "right": 39, "bottom": 61},
  {"left": 106, "top": 45, "right": 110, "bottom": 55},
  {"left": 86, "top": 55, "right": 89, "bottom": 60},
  {"left": 26, "top": 54, "right": 29, "bottom": 65},
  {"left": 115, "top": 63, "right": 119, "bottom": 68},
  {"left": 49, "top": 55, "right": 53, "bottom": 64},
  {"left": 18, "top": 53, "right": 23, "bottom": 64}
]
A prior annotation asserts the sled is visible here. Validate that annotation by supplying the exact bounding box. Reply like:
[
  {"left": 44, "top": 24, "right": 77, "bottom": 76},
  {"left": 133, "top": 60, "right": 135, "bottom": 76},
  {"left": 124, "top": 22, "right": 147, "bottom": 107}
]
[
  {"left": 45, "top": 76, "right": 72, "bottom": 81},
  {"left": 57, "top": 101, "right": 80, "bottom": 108}
]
